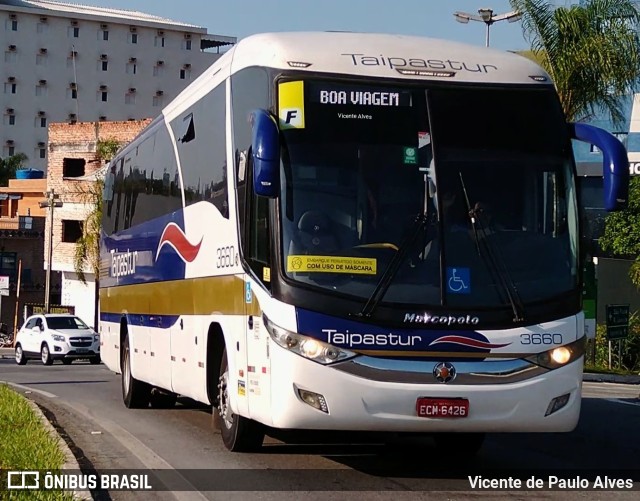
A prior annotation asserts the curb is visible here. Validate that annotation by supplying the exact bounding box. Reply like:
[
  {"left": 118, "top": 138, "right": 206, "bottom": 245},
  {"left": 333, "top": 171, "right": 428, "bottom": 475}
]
[
  {"left": 25, "top": 398, "right": 92, "bottom": 500},
  {"left": 583, "top": 372, "right": 640, "bottom": 385}
]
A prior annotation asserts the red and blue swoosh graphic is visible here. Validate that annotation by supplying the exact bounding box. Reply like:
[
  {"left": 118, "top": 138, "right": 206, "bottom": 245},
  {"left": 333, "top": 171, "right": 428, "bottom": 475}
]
[
  {"left": 155, "top": 222, "right": 203, "bottom": 263},
  {"left": 429, "top": 335, "right": 511, "bottom": 350}
]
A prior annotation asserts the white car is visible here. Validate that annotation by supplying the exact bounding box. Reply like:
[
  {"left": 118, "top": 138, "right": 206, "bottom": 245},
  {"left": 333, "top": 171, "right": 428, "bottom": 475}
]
[{"left": 14, "top": 314, "right": 100, "bottom": 366}]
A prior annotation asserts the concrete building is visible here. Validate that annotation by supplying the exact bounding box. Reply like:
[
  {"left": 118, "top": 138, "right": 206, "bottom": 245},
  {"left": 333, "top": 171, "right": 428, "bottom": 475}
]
[
  {"left": 47, "top": 119, "right": 151, "bottom": 327},
  {"left": 0, "top": 0, "right": 235, "bottom": 171},
  {"left": 0, "top": 175, "right": 54, "bottom": 330}
]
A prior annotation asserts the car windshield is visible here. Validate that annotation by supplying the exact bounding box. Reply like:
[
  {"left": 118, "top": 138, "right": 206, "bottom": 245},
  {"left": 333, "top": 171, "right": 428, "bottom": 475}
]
[
  {"left": 46, "top": 316, "right": 89, "bottom": 330},
  {"left": 278, "top": 79, "right": 578, "bottom": 310}
]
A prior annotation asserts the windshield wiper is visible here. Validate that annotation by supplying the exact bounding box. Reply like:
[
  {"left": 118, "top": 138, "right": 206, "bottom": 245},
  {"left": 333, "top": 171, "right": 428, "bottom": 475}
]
[
  {"left": 353, "top": 213, "right": 430, "bottom": 319},
  {"left": 459, "top": 173, "right": 525, "bottom": 323}
]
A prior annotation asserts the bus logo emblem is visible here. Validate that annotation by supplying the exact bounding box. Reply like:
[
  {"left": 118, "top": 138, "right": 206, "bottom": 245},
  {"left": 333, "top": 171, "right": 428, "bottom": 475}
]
[{"left": 433, "top": 362, "right": 456, "bottom": 383}]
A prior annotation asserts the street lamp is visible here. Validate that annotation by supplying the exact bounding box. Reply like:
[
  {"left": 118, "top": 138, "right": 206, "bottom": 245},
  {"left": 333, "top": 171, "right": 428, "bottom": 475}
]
[
  {"left": 454, "top": 8, "right": 522, "bottom": 47},
  {"left": 39, "top": 190, "right": 63, "bottom": 313}
]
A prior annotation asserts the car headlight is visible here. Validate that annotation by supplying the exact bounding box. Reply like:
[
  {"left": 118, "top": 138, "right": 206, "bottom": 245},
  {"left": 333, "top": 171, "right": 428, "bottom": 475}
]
[
  {"left": 52, "top": 334, "right": 66, "bottom": 342},
  {"left": 93, "top": 335, "right": 99, "bottom": 342},
  {"left": 263, "top": 314, "right": 357, "bottom": 365},
  {"left": 525, "top": 337, "right": 586, "bottom": 370}
]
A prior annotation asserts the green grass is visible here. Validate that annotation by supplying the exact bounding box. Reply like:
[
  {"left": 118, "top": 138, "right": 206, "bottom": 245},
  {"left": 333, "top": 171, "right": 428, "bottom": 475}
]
[
  {"left": 0, "top": 384, "right": 75, "bottom": 500},
  {"left": 584, "top": 365, "right": 637, "bottom": 376}
]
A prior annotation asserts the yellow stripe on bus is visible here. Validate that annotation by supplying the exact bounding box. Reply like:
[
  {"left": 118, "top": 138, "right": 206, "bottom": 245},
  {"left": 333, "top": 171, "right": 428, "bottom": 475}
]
[{"left": 100, "top": 276, "right": 261, "bottom": 317}]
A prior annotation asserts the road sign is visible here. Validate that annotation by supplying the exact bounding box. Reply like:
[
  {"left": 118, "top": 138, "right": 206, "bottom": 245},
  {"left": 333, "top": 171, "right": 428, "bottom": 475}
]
[
  {"left": 0, "top": 289, "right": 9, "bottom": 297},
  {"left": 606, "top": 304, "right": 629, "bottom": 340},
  {"left": 0, "top": 276, "right": 8, "bottom": 289}
]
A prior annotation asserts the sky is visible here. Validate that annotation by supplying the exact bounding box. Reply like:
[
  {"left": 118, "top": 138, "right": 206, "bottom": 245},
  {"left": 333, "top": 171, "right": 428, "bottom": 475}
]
[{"left": 87, "top": 0, "right": 561, "bottom": 51}]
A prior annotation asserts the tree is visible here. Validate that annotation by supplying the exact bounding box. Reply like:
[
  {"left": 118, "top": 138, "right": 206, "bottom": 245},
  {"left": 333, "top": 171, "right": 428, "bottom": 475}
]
[
  {"left": 0, "top": 153, "right": 28, "bottom": 186},
  {"left": 510, "top": 0, "right": 640, "bottom": 127},
  {"left": 599, "top": 176, "right": 640, "bottom": 287},
  {"left": 73, "top": 139, "right": 121, "bottom": 329},
  {"left": 73, "top": 138, "right": 121, "bottom": 284}
]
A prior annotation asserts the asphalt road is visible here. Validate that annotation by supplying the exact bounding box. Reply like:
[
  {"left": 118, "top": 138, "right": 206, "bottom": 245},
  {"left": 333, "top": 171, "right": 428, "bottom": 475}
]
[{"left": 0, "top": 356, "right": 639, "bottom": 500}]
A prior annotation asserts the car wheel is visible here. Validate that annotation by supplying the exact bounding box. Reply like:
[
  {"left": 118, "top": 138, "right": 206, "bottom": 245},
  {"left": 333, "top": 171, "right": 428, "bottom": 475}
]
[
  {"left": 122, "top": 335, "right": 150, "bottom": 408},
  {"left": 15, "top": 344, "right": 27, "bottom": 365},
  {"left": 213, "top": 347, "right": 264, "bottom": 452},
  {"left": 41, "top": 343, "right": 53, "bottom": 366},
  {"left": 89, "top": 356, "right": 101, "bottom": 365},
  {"left": 62, "top": 359, "right": 73, "bottom": 365}
]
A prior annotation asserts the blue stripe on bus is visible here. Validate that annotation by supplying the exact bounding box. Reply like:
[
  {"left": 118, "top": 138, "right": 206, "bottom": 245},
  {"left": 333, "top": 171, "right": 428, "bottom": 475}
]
[{"left": 100, "top": 312, "right": 180, "bottom": 330}]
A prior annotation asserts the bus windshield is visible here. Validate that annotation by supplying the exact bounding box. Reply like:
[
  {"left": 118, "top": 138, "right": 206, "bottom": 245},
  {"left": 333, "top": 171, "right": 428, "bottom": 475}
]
[{"left": 278, "top": 79, "right": 578, "bottom": 310}]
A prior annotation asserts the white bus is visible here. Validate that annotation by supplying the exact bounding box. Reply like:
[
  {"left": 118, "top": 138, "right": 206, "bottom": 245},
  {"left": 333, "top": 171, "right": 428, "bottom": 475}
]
[{"left": 100, "top": 32, "right": 629, "bottom": 454}]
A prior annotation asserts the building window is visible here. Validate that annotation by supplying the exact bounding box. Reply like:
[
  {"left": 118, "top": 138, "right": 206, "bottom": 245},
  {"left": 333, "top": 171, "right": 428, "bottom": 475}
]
[
  {"left": 101, "top": 60, "right": 108, "bottom": 71},
  {"left": 62, "top": 158, "right": 86, "bottom": 178},
  {"left": 40, "top": 116, "right": 47, "bottom": 127},
  {"left": 5, "top": 82, "right": 16, "bottom": 94},
  {"left": 36, "top": 53, "right": 47, "bottom": 66},
  {"left": 68, "top": 88, "right": 77, "bottom": 99},
  {"left": 0, "top": 252, "right": 17, "bottom": 280},
  {"left": 36, "top": 84, "right": 47, "bottom": 97},
  {"left": 129, "top": 32, "right": 138, "bottom": 44},
  {"left": 37, "top": 22, "right": 48, "bottom": 34},
  {"left": 68, "top": 26, "right": 79, "bottom": 38},
  {"left": 125, "top": 93, "right": 136, "bottom": 105},
  {"left": 182, "top": 39, "right": 192, "bottom": 51},
  {"left": 180, "top": 69, "right": 186, "bottom": 80},
  {"left": 39, "top": 147, "right": 46, "bottom": 159},
  {"left": 101, "top": 91, "right": 108, "bottom": 102},
  {"left": 6, "top": 19, "right": 18, "bottom": 31},
  {"left": 7, "top": 114, "right": 15, "bottom": 126},
  {"left": 4, "top": 51, "right": 17, "bottom": 63},
  {"left": 126, "top": 61, "right": 137, "bottom": 75},
  {"left": 153, "top": 65, "right": 164, "bottom": 77},
  {"left": 62, "top": 220, "right": 83, "bottom": 243},
  {"left": 4, "top": 145, "right": 15, "bottom": 156},
  {"left": 101, "top": 29, "right": 109, "bottom": 41},
  {"left": 154, "top": 36, "right": 165, "bottom": 47}
]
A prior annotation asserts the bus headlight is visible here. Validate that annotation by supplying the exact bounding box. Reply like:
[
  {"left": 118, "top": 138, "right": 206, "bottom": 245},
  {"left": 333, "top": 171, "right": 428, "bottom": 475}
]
[
  {"left": 264, "top": 315, "right": 357, "bottom": 365},
  {"left": 525, "top": 337, "right": 586, "bottom": 370}
]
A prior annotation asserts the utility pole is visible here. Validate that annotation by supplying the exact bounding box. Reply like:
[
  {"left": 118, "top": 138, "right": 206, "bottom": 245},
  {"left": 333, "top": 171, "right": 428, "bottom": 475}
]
[{"left": 39, "top": 190, "right": 63, "bottom": 313}]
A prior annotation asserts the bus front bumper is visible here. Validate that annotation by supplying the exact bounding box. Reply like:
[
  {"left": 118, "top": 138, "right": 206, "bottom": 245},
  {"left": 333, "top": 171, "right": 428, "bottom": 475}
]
[{"left": 266, "top": 348, "right": 583, "bottom": 433}]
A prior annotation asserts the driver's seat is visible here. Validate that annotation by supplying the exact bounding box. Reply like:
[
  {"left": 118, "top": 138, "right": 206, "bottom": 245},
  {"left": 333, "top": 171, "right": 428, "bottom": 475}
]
[{"left": 293, "top": 210, "right": 340, "bottom": 254}]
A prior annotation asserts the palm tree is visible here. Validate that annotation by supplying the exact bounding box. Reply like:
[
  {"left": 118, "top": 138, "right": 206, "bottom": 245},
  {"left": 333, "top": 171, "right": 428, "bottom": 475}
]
[
  {"left": 510, "top": 0, "right": 640, "bottom": 127},
  {"left": 0, "top": 153, "right": 28, "bottom": 186}
]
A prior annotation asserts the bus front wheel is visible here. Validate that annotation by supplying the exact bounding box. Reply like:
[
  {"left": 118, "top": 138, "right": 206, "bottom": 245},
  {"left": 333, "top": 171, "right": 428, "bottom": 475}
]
[
  {"left": 122, "top": 335, "right": 151, "bottom": 409},
  {"left": 213, "top": 347, "right": 264, "bottom": 452}
]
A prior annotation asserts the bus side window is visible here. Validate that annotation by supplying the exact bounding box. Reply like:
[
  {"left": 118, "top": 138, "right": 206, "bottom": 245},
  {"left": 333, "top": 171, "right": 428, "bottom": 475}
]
[{"left": 244, "top": 151, "right": 271, "bottom": 288}]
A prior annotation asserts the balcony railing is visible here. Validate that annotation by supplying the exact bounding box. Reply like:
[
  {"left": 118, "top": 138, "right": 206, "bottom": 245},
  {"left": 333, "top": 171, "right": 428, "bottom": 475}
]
[{"left": 0, "top": 216, "right": 45, "bottom": 237}]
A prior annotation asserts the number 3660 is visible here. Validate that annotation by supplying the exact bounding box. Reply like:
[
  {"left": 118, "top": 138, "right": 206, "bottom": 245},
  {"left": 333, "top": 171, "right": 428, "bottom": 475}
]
[
  {"left": 520, "top": 333, "right": 562, "bottom": 345},
  {"left": 216, "top": 246, "right": 234, "bottom": 268}
]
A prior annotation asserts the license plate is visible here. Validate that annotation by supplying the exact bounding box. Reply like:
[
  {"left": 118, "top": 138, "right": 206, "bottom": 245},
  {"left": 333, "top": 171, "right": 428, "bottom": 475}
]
[
  {"left": 416, "top": 398, "right": 469, "bottom": 418},
  {"left": 75, "top": 348, "right": 88, "bottom": 353}
]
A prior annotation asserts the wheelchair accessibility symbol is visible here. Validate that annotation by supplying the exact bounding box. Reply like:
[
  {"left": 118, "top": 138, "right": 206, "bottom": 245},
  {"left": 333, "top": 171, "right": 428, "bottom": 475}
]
[{"left": 447, "top": 267, "right": 470, "bottom": 294}]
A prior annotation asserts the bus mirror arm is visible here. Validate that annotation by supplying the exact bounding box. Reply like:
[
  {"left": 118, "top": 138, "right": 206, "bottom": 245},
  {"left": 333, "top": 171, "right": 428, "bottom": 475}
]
[
  {"left": 570, "top": 122, "right": 629, "bottom": 211},
  {"left": 251, "top": 109, "right": 281, "bottom": 198}
]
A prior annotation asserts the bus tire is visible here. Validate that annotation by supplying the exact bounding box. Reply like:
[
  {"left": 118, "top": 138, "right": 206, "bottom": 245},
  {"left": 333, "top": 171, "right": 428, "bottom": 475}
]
[
  {"left": 433, "top": 432, "right": 485, "bottom": 456},
  {"left": 122, "top": 335, "right": 151, "bottom": 409},
  {"left": 214, "top": 347, "right": 264, "bottom": 452}
]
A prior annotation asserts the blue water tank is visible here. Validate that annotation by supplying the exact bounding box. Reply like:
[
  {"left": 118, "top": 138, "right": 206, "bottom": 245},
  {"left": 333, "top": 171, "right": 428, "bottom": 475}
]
[{"left": 15, "top": 168, "right": 45, "bottom": 180}]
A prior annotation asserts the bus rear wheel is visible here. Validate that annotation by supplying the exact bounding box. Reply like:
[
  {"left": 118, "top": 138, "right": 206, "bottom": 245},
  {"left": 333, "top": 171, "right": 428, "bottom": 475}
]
[
  {"left": 121, "top": 335, "right": 151, "bottom": 409},
  {"left": 213, "top": 347, "right": 264, "bottom": 452}
]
